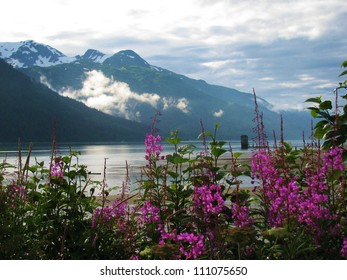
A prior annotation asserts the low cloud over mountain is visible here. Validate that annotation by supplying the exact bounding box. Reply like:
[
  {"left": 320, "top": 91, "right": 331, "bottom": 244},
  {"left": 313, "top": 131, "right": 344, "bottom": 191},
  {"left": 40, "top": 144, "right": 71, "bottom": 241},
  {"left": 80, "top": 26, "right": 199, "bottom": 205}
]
[{"left": 1, "top": 40, "right": 312, "bottom": 140}]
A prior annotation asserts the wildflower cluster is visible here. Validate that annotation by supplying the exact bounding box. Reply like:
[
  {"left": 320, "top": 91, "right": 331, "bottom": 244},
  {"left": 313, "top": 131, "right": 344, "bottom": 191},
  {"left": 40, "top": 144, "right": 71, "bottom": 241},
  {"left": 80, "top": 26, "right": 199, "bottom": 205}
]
[
  {"left": 193, "top": 184, "right": 224, "bottom": 215},
  {"left": 159, "top": 229, "right": 206, "bottom": 259},
  {"left": 251, "top": 142, "right": 346, "bottom": 257},
  {"left": 138, "top": 200, "right": 160, "bottom": 224},
  {"left": 232, "top": 203, "right": 253, "bottom": 227},
  {"left": 91, "top": 200, "right": 128, "bottom": 229},
  {"left": 50, "top": 158, "right": 64, "bottom": 179},
  {"left": 145, "top": 134, "right": 165, "bottom": 162},
  {"left": 252, "top": 150, "right": 300, "bottom": 227},
  {"left": 299, "top": 163, "right": 330, "bottom": 230},
  {"left": 323, "top": 147, "right": 344, "bottom": 172},
  {"left": 8, "top": 184, "right": 26, "bottom": 209},
  {"left": 341, "top": 237, "right": 347, "bottom": 258}
]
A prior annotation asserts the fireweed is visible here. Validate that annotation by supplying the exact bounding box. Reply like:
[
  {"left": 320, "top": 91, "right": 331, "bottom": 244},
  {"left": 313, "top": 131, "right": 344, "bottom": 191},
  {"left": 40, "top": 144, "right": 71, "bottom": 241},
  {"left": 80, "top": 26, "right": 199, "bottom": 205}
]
[
  {"left": 1, "top": 131, "right": 346, "bottom": 259},
  {"left": 49, "top": 158, "right": 64, "bottom": 179},
  {"left": 341, "top": 237, "right": 347, "bottom": 258},
  {"left": 232, "top": 203, "right": 253, "bottom": 227},
  {"left": 138, "top": 200, "right": 160, "bottom": 224},
  {"left": 192, "top": 184, "right": 224, "bottom": 216},
  {"left": 158, "top": 229, "right": 206, "bottom": 259},
  {"left": 1, "top": 101, "right": 346, "bottom": 259},
  {"left": 91, "top": 200, "right": 129, "bottom": 229},
  {"left": 8, "top": 184, "right": 26, "bottom": 209},
  {"left": 144, "top": 134, "right": 165, "bottom": 167},
  {"left": 251, "top": 143, "right": 346, "bottom": 257},
  {"left": 251, "top": 149, "right": 301, "bottom": 227}
]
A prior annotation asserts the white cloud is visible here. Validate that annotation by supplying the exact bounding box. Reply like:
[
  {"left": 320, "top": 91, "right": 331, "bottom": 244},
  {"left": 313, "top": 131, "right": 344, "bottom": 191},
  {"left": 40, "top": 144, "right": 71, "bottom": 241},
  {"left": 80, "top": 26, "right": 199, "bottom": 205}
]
[
  {"left": 162, "top": 97, "right": 172, "bottom": 111},
  {"left": 162, "top": 97, "right": 190, "bottom": 113},
  {"left": 0, "top": 0, "right": 346, "bottom": 111},
  {"left": 176, "top": 98, "right": 190, "bottom": 113},
  {"left": 314, "top": 83, "right": 337, "bottom": 90},
  {"left": 259, "top": 77, "right": 274, "bottom": 81},
  {"left": 213, "top": 109, "right": 224, "bottom": 117},
  {"left": 2, "top": 0, "right": 345, "bottom": 55},
  {"left": 39, "top": 75, "right": 54, "bottom": 90},
  {"left": 298, "top": 74, "right": 315, "bottom": 81},
  {"left": 201, "top": 59, "right": 235, "bottom": 70},
  {"left": 60, "top": 70, "right": 160, "bottom": 121},
  {"left": 279, "top": 81, "right": 306, "bottom": 89}
]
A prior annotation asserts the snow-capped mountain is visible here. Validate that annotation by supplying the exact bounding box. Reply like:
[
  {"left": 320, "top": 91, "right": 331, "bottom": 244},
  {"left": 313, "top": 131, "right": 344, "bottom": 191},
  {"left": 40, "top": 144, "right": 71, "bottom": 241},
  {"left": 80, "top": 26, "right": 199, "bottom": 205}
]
[
  {"left": 103, "top": 49, "right": 151, "bottom": 68},
  {"left": 0, "top": 40, "right": 311, "bottom": 139},
  {"left": 0, "top": 40, "right": 153, "bottom": 69},
  {"left": 81, "top": 49, "right": 111, "bottom": 63},
  {"left": 0, "top": 40, "right": 76, "bottom": 68}
]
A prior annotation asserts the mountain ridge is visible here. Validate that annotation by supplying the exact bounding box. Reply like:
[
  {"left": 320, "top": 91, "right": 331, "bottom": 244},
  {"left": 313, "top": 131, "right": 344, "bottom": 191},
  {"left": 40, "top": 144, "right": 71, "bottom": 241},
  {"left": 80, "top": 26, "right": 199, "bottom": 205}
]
[
  {"left": 0, "top": 58, "right": 146, "bottom": 142},
  {"left": 0, "top": 40, "right": 312, "bottom": 140}
]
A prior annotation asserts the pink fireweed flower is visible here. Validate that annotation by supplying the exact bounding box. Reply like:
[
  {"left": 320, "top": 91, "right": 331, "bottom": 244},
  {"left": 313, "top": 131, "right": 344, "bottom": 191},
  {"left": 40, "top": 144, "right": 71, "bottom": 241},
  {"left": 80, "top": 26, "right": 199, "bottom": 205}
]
[
  {"left": 298, "top": 164, "right": 331, "bottom": 231},
  {"left": 91, "top": 200, "right": 129, "bottom": 228},
  {"left": 232, "top": 203, "right": 253, "bottom": 227},
  {"left": 159, "top": 227, "right": 178, "bottom": 245},
  {"left": 158, "top": 228, "right": 177, "bottom": 245},
  {"left": 193, "top": 184, "right": 225, "bottom": 216},
  {"left": 91, "top": 207, "right": 113, "bottom": 228},
  {"left": 323, "top": 146, "right": 344, "bottom": 172},
  {"left": 158, "top": 229, "right": 205, "bottom": 259},
  {"left": 9, "top": 184, "right": 26, "bottom": 208},
  {"left": 177, "top": 232, "right": 206, "bottom": 259},
  {"left": 145, "top": 133, "right": 164, "bottom": 161},
  {"left": 138, "top": 200, "right": 160, "bottom": 224},
  {"left": 251, "top": 149, "right": 300, "bottom": 227},
  {"left": 341, "top": 237, "right": 347, "bottom": 258},
  {"left": 50, "top": 159, "right": 64, "bottom": 179}
]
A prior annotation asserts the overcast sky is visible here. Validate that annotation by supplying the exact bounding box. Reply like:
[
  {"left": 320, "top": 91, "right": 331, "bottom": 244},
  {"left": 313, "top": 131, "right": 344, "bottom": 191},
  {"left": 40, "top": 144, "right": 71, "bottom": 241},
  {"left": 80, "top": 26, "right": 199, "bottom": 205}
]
[{"left": 1, "top": 0, "right": 346, "bottom": 111}]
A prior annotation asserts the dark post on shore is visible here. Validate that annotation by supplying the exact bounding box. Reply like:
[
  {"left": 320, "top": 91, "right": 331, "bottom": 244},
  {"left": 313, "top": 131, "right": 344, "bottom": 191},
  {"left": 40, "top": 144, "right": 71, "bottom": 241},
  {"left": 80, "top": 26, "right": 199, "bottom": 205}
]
[{"left": 241, "top": 135, "right": 249, "bottom": 150}]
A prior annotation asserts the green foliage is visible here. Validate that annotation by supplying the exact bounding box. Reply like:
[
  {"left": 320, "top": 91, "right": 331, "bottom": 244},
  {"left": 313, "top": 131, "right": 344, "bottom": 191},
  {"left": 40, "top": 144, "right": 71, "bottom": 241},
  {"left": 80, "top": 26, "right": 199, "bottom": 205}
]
[
  {"left": 0, "top": 148, "right": 99, "bottom": 259},
  {"left": 306, "top": 60, "right": 347, "bottom": 150}
]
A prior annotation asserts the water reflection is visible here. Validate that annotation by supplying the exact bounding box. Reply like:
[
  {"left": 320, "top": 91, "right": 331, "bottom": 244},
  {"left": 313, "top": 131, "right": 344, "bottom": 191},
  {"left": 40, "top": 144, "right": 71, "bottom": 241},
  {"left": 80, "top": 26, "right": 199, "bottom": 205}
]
[{"left": 0, "top": 140, "right": 304, "bottom": 193}]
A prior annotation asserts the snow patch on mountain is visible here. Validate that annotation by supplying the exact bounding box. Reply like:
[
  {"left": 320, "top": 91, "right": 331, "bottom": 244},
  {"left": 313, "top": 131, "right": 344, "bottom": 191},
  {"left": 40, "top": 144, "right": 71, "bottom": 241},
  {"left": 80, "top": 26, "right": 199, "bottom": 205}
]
[
  {"left": 82, "top": 49, "right": 111, "bottom": 63},
  {"left": 0, "top": 40, "right": 155, "bottom": 69},
  {"left": 0, "top": 40, "right": 76, "bottom": 68}
]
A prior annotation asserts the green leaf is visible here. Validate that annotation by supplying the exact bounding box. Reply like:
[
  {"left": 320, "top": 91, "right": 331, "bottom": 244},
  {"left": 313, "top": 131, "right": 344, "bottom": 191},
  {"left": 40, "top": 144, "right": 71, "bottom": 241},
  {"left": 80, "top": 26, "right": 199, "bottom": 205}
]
[
  {"left": 167, "top": 171, "right": 179, "bottom": 179},
  {"left": 341, "top": 60, "right": 347, "bottom": 68},
  {"left": 198, "top": 132, "right": 213, "bottom": 139},
  {"left": 166, "top": 136, "right": 181, "bottom": 145},
  {"left": 233, "top": 152, "right": 243, "bottom": 159},
  {"left": 313, "top": 126, "right": 329, "bottom": 139},
  {"left": 314, "top": 120, "right": 329, "bottom": 129},
  {"left": 339, "top": 69, "right": 347, "bottom": 77},
  {"left": 283, "top": 142, "right": 293, "bottom": 152},
  {"left": 305, "top": 97, "right": 321, "bottom": 103},
  {"left": 167, "top": 154, "right": 189, "bottom": 164},
  {"left": 215, "top": 140, "right": 227, "bottom": 147},
  {"left": 211, "top": 148, "right": 227, "bottom": 158},
  {"left": 310, "top": 108, "right": 318, "bottom": 118},
  {"left": 319, "top": 100, "right": 332, "bottom": 110},
  {"left": 62, "top": 156, "right": 71, "bottom": 164}
]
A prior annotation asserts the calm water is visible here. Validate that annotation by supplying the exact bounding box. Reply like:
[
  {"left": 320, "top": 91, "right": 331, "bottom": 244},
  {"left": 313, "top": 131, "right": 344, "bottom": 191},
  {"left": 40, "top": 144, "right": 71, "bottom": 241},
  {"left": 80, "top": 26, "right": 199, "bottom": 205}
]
[{"left": 0, "top": 139, "right": 304, "bottom": 193}]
